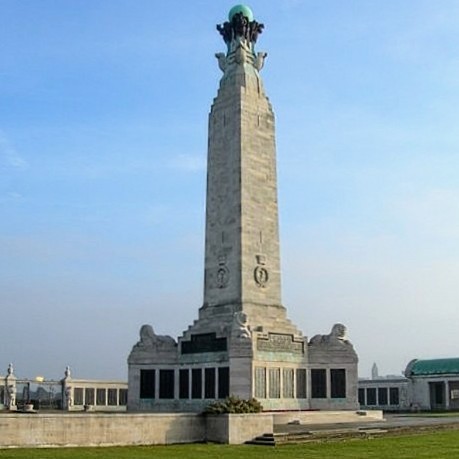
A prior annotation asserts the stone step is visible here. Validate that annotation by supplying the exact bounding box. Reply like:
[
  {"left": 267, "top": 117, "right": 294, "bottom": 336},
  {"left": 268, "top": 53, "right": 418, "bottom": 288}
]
[
  {"left": 246, "top": 440, "right": 276, "bottom": 446},
  {"left": 246, "top": 427, "right": 388, "bottom": 446},
  {"left": 245, "top": 437, "right": 276, "bottom": 446},
  {"left": 358, "top": 428, "right": 388, "bottom": 434},
  {"left": 246, "top": 433, "right": 276, "bottom": 446}
]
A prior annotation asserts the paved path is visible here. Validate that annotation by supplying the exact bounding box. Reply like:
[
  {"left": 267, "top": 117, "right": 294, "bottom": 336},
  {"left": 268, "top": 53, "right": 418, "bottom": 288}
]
[
  {"left": 275, "top": 413, "right": 459, "bottom": 435},
  {"left": 383, "top": 413, "right": 459, "bottom": 428}
]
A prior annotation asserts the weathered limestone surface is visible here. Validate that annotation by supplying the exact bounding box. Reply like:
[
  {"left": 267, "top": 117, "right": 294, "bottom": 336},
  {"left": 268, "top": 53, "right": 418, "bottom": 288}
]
[
  {"left": 0, "top": 410, "right": 388, "bottom": 448},
  {"left": 187, "top": 37, "right": 301, "bottom": 340},
  {"left": 0, "top": 411, "right": 385, "bottom": 447},
  {"left": 0, "top": 413, "right": 206, "bottom": 447},
  {"left": 206, "top": 413, "right": 274, "bottom": 444}
]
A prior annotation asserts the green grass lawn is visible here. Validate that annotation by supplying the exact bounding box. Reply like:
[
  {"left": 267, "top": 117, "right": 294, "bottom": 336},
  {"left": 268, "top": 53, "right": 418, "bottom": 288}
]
[
  {"left": 398, "top": 412, "right": 459, "bottom": 418},
  {"left": 1, "top": 430, "right": 459, "bottom": 459}
]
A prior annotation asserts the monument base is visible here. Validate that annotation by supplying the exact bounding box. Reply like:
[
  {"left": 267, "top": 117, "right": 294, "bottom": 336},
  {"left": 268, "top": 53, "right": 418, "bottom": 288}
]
[{"left": 128, "top": 317, "right": 358, "bottom": 413}]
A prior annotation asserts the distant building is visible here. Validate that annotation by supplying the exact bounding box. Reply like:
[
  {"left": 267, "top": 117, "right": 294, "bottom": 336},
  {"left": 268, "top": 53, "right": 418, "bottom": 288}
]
[
  {"left": 358, "top": 376, "right": 410, "bottom": 411},
  {"left": 359, "top": 358, "right": 459, "bottom": 411},
  {"left": 1, "top": 365, "right": 127, "bottom": 412},
  {"left": 405, "top": 358, "right": 459, "bottom": 411},
  {"left": 62, "top": 373, "right": 128, "bottom": 412},
  {"left": 371, "top": 363, "right": 379, "bottom": 380}
]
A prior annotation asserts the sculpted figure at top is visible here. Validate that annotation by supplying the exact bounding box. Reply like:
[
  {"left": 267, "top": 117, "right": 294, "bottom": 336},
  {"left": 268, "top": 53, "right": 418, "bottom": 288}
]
[
  {"left": 216, "top": 6, "right": 264, "bottom": 47},
  {"left": 214, "top": 5, "right": 267, "bottom": 74},
  {"left": 309, "top": 323, "right": 351, "bottom": 346}
]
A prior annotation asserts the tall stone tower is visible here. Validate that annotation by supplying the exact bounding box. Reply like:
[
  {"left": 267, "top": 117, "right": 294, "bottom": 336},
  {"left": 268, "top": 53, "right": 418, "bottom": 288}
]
[
  {"left": 197, "top": 4, "right": 301, "bottom": 353},
  {"left": 202, "top": 6, "right": 298, "bottom": 336},
  {"left": 128, "top": 5, "right": 358, "bottom": 412}
]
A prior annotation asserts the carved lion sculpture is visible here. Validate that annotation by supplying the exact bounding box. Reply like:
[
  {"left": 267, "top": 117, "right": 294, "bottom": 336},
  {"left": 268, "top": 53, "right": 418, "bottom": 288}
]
[
  {"left": 309, "top": 323, "right": 350, "bottom": 346},
  {"left": 232, "top": 312, "right": 251, "bottom": 339},
  {"left": 136, "top": 324, "right": 176, "bottom": 348}
]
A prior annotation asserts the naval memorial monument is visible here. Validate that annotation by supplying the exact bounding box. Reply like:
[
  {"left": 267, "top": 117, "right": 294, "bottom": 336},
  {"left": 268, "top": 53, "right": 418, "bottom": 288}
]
[{"left": 128, "top": 5, "right": 358, "bottom": 412}]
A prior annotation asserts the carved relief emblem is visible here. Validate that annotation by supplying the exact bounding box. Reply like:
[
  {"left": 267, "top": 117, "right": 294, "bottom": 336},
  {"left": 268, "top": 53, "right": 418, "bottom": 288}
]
[
  {"left": 217, "top": 266, "right": 230, "bottom": 288},
  {"left": 254, "top": 266, "right": 269, "bottom": 287},
  {"left": 216, "top": 254, "right": 229, "bottom": 288},
  {"left": 254, "top": 253, "right": 269, "bottom": 287}
]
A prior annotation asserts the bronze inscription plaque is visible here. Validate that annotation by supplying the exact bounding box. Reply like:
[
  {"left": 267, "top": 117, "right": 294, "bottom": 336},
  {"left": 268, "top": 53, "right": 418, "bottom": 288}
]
[{"left": 257, "top": 333, "right": 304, "bottom": 354}]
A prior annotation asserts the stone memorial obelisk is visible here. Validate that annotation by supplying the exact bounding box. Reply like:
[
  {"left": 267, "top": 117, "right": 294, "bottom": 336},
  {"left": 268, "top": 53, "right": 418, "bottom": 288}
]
[{"left": 128, "top": 5, "right": 358, "bottom": 412}]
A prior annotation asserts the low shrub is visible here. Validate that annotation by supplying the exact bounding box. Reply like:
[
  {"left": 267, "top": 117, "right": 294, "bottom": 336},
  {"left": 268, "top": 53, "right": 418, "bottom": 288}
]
[{"left": 204, "top": 395, "right": 263, "bottom": 414}]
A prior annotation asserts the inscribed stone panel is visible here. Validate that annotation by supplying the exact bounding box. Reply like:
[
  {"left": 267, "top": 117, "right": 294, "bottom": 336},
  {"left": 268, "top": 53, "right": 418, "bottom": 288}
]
[
  {"left": 119, "top": 389, "right": 127, "bottom": 405},
  {"left": 179, "top": 369, "right": 189, "bottom": 399},
  {"left": 269, "top": 368, "right": 280, "bottom": 398},
  {"left": 330, "top": 369, "right": 346, "bottom": 398},
  {"left": 366, "top": 388, "right": 377, "bottom": 405},
  {"left": 85, "top": 388, "right": 95, "bottom": 405},
  {"left": 73, "top": 388, "right": 83, "bottom": 405},
  {"left": 218, "top": 367, "right": 229, "bottom": 399},
  {"left": 205, "top": 368, "right": 216, "bottom": 399},
  {"left": 378, "top": 387, "right": 388, "bottom": 405},
  {"left": 159, "top": 370, "right": 175, "bottom": 399},
  {"left": 140, "top": 369, "right": 155, "bottom": 399},
  {"left": 107, "top": 388, "right": 117, "bottom": 406},
  {"left": 282, "top": 368, "right": 294, "bottom": 398},
  {"left": 389, "top": 387, "right": 399, "bottom": 405},
  {"left": 257, "top": 333, "right": 303, "bottom": 354},
  {"left": 358, "top": 388, "right": 365, "bottom": 405},
  {"left": 255, "top": 367, "right": 266, "bottom": 399},
  {"left": 296, "top": 369, "right": 307, "bottom": 399},
  {"left": 192, "top": 369, "right": 202, "bottom": 399},
  {"left": 311, "top": 369, "right": 327, "bottom": 399},
  {"left": 96, "top": 388, "right": 106, "bottom": 406},
  {"left": 181, "top": 333, "right": 227, "bottom": 354}
]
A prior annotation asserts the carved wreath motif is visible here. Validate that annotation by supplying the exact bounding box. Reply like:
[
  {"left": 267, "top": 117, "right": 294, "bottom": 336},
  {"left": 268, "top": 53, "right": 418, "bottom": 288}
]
[
  {"left": 217, "top": 266, "right": 230, "bottom": 288},
  {"left": 254, "top": 266, "right": 269, "bottom": 287}
]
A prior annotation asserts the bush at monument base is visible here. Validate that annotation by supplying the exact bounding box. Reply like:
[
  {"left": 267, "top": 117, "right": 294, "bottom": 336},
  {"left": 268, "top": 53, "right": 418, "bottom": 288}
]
[{"left": 204, "top": 396, "right": 263, "bottom": 414}]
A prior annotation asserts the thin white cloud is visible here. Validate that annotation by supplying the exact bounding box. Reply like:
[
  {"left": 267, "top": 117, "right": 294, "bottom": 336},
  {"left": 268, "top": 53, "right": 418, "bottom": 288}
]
[
  {"left": 0, "top": 130, "right": 28, "bottom": 169},
  {"left": 168, "top": 153, "right": 206, "bottom": 172}
]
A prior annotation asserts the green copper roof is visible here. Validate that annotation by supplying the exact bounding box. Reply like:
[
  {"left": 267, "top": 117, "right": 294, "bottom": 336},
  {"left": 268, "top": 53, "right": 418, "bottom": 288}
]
[
  {"left": 409, "top": 358, "right": 459, "bottom": 376},
  {"left": 229, "top": 5, "right": 254, "bottom": 22}
]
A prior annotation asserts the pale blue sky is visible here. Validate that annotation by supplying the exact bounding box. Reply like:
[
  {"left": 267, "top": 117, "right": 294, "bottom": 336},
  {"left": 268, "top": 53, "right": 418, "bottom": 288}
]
[{"left": 1, "top": 1, "right": 459, "bottom": 380}]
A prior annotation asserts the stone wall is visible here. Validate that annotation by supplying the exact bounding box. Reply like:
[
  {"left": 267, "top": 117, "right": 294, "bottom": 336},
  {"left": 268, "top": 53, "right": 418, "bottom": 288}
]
[
  {"left": 358, "top": 378, "right": 410, "bottom": 411},
  {"left": 0, "top": 410, "right": 383, "bottom": 448},
  {"left": 0, "top": 413, "right": 206, "bottom": 448},
  {"left": 0, "top": 412, "right": 273, "bottom": 447},
  {"left": 205, "top": 413, "right": 273, "bottom": 444}
]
